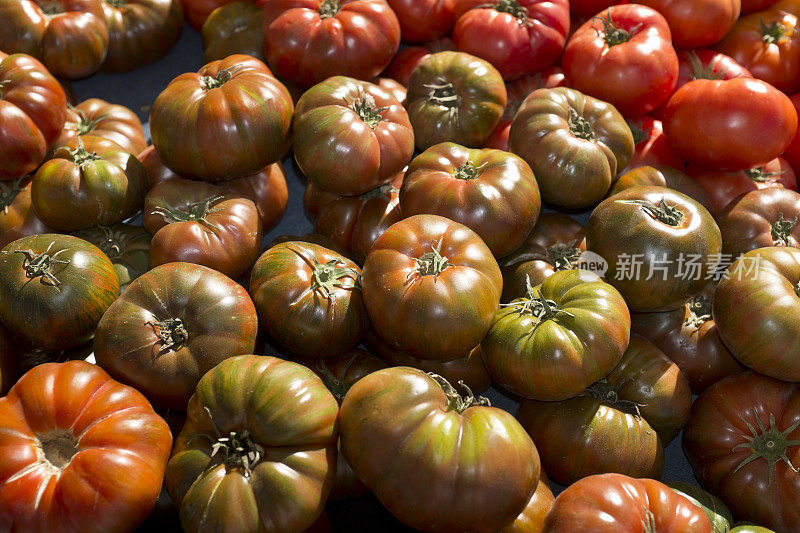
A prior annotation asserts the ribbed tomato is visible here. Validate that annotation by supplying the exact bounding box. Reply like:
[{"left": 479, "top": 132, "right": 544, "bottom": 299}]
[
  {"left": 624, "top": 116, "right": 684, "bottom": 171},
  {"left": 53, "top": 98, "right": 147, "bottom": 156},
  {"left": 386, "top": 0, "right": 454, "bottom": 42},
  {"left": 0, "top": 176, "right": 55, "bottom": 249},
  {"left": 637, "top": 0, "right": 740, "bottom": 48},
  {"left": 71, "top": 224, "right": 152, "bottom": 290},
  {"left": 610, "top": 165, "right": 711, "bottom": 212},
  {"left": 201, "top": 1, "right": 264, "bottom": 62},
  {"left": 717, "top": 187, "right": 800, "bottom": 258}
]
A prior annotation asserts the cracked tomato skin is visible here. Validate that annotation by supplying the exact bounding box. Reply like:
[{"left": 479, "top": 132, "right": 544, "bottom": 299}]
[
  {"left": 0, "top": 361, "right": 172, "bottom": 533},
  {"left": 684, "top": 371, "right": 800, "bottom": 531}
]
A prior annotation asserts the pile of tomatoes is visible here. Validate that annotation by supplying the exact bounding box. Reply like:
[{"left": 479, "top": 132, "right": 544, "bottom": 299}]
[{"left": 2, "top": 0, "right": 800, "bottom": 532}]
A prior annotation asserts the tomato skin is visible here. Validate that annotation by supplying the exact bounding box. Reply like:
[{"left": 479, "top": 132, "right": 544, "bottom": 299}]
[
  {"left": 94, "top": 262, "right": 258, "bottom": 410},
  {"left": 387, "top": 0, "right": 455, "bottom": 42},
  {"left": 0, "top": 54, "right": 67, "bottom": 180},
  {"left": 293, "top": 76, "right": 414, "bottom": 196},
  {"left": 381, "top": 38, "right": 455, "bottom": 86},
  {"left": 182, "top": 0, "right": 238, "bottom": 28},
  {"left": 684, "top": 371, "right": 800, "bottom": 531},
  {"left": 340, "top": 367, "right": 540, "bottom": 533},
  {"left": 202, "top": 2, "right": 264, "bottom": 63},
  {"left": 400, "top": 143, "right": 542, "bottom": 258},
  {"left": 663, "top": 77, "right": 797, "bottom": 170},
  {"left": 563, "top": 4, "right": 679, "bottom": 117},
  {"left": 638, "top": 0, "right": 740, "bottom": 48},
  {"left": 361, "top": 214, "right": 502, "bottom": 361},
  {"left": 542, "top": 474, "right": 713, "bottom": 533},
  {"left": 611, "top": 165, "right": 711, "bottom": 211},
  {"left": 452, "top": 0, "right": 570, "bottom": 81},
  {"left": 0, "top": 361, "right": 172, "bottom": 533},
  {"left": 569, "top": 0, "right": 624, "bottom": 17},
  {"left": 782, "top": 93, "right": 800, "bottom": 170},
  {"left": 742, "top": 0, "right": 779, "bottom": 12},
  {"left": 717, "top": 187, "right": 800, "bottom": 258},
  {"left": 150, "top": 55, "right": 293, "bottom": 181},
  {"left": 263, "top": 0, "right": 401, "bottom": 89},
  {"left": 54, "top": 98, "right": 147, "bottom": 156},
  {"left": 502, "top": 477, "right": 555, "bottom": 533},
  {"left": 0, "top": 176, "right": 55, "bottom": 249},
  {"left": 623, "top": 116, "right": 684, "bottom": 171},
  {"left": 71, "top": 224, "right": 152, "bottom": 290}
]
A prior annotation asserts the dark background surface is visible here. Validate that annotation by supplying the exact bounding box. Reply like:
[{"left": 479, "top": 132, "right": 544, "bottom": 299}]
[{"left": 70, "top": 23, "right": 701, "bottom": 532}]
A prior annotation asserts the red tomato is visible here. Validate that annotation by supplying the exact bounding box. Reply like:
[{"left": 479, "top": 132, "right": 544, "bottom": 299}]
[
  {"left": 624, "top": 116, "right": 684, "bottom": 171},
  {"left": 386, "top": 0, "right": 455, "bottom": 42},
  {"left": 569, "top": 0, "right": 624, "bottom": 17},
  {"left": 562, "top": 4, "right": 679, "bottom": 117},
  {"left": 381, "top": 38, "right": 455, "bottom": 87},
  {"left": 742, "top": 0, "right": 779, "bottom": 12},
  {"left": 452, "top": 0, "right": 570, "bottom": 81},
  {"left": 182, "top": 0, "right": 238, "bottom": 29},
  {"left": 637, "top": 0, "right": 741, "bottom": 48},
  {"left": 784, "top": 92, "right": 800, "bottom": 170}
]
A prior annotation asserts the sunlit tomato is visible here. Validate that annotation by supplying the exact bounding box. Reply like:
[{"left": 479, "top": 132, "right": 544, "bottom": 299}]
[
  {"left": 623, "top": 117, "right": 684, "bottom": 171},
  {"left": 386, "top": 0, "right": 455, "bottom": 42},
  {"left": 610, "top": 165, "right": 711, "bottom": 212},
  {"left": 53, "top": 98, "right": 147, "bottom": 156},
  {"left": 637, "top": 0, "right": 740, "bottom": 48},
  {"left": 717, "top": 187, "right": 800, "bottom": 258},
  {"left": 381, "top": 37, "right": 455, "bottom": 86},
  {"left": 569, "top": 0, "right": 623, "bottom": 17}
]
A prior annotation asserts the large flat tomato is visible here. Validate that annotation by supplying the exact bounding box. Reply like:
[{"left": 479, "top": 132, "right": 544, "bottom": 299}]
[
  {"left": 563, "top": 4, "right": 679, "bottom": 117},
  {"left": 361, "top": 214, "right": 502, "bottom": 361},
  {"left": 0, "top": 176, "right": 55, "bottom": 249},
  {"left": 611, "top": 165, "right": 712, "bottom": 212},
  {"left": 381, "top": 37, "right": 455, "bottom": 86},
  {"left": 406, "top": 51, "right": 507, "bottom": 150},
  {"left": 249, "top": 241, "right": 368, "bottom": 358},
  {"left": 0, "top": 361, "right": 172, "bottom": 533},
  {"left": 452, "top": 0, "right": 569, "bottom": 80},
  {"left": 340, "top": 367, "right": 540, "bottom": 532},
  {"left": 263, "top": 0, "right": 400, "bottom": 88},
  {"left": 293, "top": 76, "right": 414, "bottom": 196},
  {"left": 166, "top": 355, "right": 339, "bottom": 533},
  {"left": 201, "top": 1, "right": 264, "bottom": 62},
  {"left": 94, "top": 262, "right": 258, "bottom": 409},
  {"left": 542, "top": 474, "right": 712, "bottom": 532},
  {"left": 713, "top": 246, "right": 800, "bottom": 380},
  {"left": 150, "top": 55, "right": 293, "bottom": 180},
  {"left": 638, "top": 0, "right": 740, "bottom": 48},
  {"left": 623, "top": 116, "right": 684, "bottom": 171},
  {"left": 482, "top": 269, "right": 631, "bottom": 401},
  {"left": 717, "top": 187, "right": 800, "bottom": 257},
  {"left": 387, "top": 0, "right": 455, "bottom": 42},
  {"left": 54, "top": 98, "right": 148, "bottom": 156},
  {"left": 0, "top": 0, "right": 109, "bottom": 79},
  {"left": 400, "top": 142, "right": 541, "bottom": 257},
  {"left": 71, "top": 224, "right": 151, "bottom": 290},
  {"left": 0, "top": 53, "right": 67, "bottom": 180},
  {"left": 509, "top": 87, "right": 634, "bottom": 209},
  {"left": 0, "top": 234, "right": 119, "bottom": 351},
  {"left": 684, "top": 372, "right": 800, "bottom": 531}
]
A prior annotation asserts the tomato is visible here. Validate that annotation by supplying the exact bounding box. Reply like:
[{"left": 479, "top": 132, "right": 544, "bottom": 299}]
[
  {"left": 502, "top": 477, "right": 555, "bottom": 533},
  {"left": 263, "top": 0, "right": 401, "bottom": 89},
  {"left": 714, "top": 247, "right": 800, "bottom": 380},
  {"left": 387, "top": 0, "right": 455, "bottom": 42},
  {"left": 563, "top": 4, "right": 679, "bottom": 117},
  {"left": 340, "top": 367, "right": 540, "bottom": 532},
  {"left": 372, "top": 76, "right": 406, "bottom": 103},
  {"left": 406, "top": 51, "right": 507, "bottom": 151},
  {"left": 0, "top": 322, "right": 16, "bottom": 395},
  {"left": 509, "top": 87, "right": 634, "bottom": 209},
  {"left": 542, "top": 474, "right": 713, "bottom": 532},
  {"left": 71, "top": 224, "right": 151, "bottom": 290},
  {"left": 381, "top": 37, "right": 455, "bottom": 86},
  {"left": 499, "top": 212, "right": 586, "bottom": 302},
  {"left": 270, "top": 232, "right": 348, "bottom": 256},
  {"left": 684, "top": 371, "right": 800, "bottom": 531},
  {"left": 361, "top": 214, "right": 502, "bottom": 361},
  {"left": 0, "top": 0, "right": 109, "bottom": 79},
  {"left": 0, "top": 54, "right": 67, "bottom": 180},
  {"left": 742, "top": 0, "right": 780, "bottom": 12},
  {"left": 166, "top": 355, "right": 339, "bottom": 533},
  {"left": 663, "top": 77, "right": 797, "bottom": 170},
  {"left": 0, "top": 234, "right": 119, "bottom": 351},
  {"left": 94, "top": 262, "right": 258, "bottom": 409},
  {"left": 293, "top": 76, "right": 414, "bottom": 196},
  {"left": 611, "top": 165, "right": 711, "bottom": 211},
  {"left": 668, "top": 482, "right": 734, "bottom": 533},
  {"left": 782, "top": 93, "right": 800, "bottom": 171},
  {"left": 32, "top": 136, "right": 148, "bottom": 231},
  {"left": 202, "top": 2, "right": 263, "bottom": 63},
  {"left": 304, "top": 172, "right": 402, "bottom": 265},
  {"left": 569, "top": 0, "right": 623, "bottom": 17},
  {"left": 0, "top": 176, "right": 55, "bottom": 249},
  {"left": 100, "top": 0, "right": 183, "bottom": 72},
  {"left": 54, "top": 98, "right": 148, "bottom": 156},
  {"left": 638, "top": 0, "right": 740, "bottom": 48},
  {"left": 586, "top": 186, "right": 723, "bottom": 311},
  {"left": 632, "top": 283, "right": 745, "bottom": 394},
  {"left": 0, "top": 361, "right": 172, "bottom": 533},
  {"left": 452, "top": 0, "right": 569, "bottom": 81},
  {"left": 400, "top": 143, "right": 541, "bottom": 257},
  {"left": 624, "top": 116, "right": 684, "bottom": 171},
  {"left": 181, "top": 0, "right": 238, "bottom": 28},
  {"left": 150, "top": 55, "right": 293, "bottom": 180},
  {"left": 482, "top": 269, "right": 630, "bottom": 400},
  {"left": 249, "top": 241, "right": 368, "bottom": 358}
]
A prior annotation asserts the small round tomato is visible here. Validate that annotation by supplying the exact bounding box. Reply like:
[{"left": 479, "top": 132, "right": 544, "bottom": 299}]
[
  {"left": 0, "top": 176, "right": 55, "bottom": 249},
  {"left": 53, "top": 98, "right": 148, "bottom": 156},
  {"left": 386, "top": 0, "right": 455, "bottom": 42},
  {"left": 610, "top": 165, "right": 711, "bottom": 212},
  {"left": 717, "top": 187, "right": 800, "bottom": 257},
  {"left": 624, "top": 116, "right": 684, "bottom": 171},
  {"left": 71, "top": 224, "right": 151, "bottom": 290},
  {"left": 638, "top": 0, "right": 741, "bottom": 48},
  {"left": 202, "top": 2, "right": 265, "bottom": 62}
]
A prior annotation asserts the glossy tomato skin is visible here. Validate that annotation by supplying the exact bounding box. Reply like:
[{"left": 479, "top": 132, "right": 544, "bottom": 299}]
[
  {"left": 0, "top": 176, "right": 55, "bottom": 249},
  {"left": 663, "top": 77, "right": 797, "bottom": 170},
  {"left": 166, "top": 355, "right": 339, "bottom": 533},
  {"left": 0, "top": 54, "right": 67, "bottom": 180},
  {"left": 340, "top": 367, "right": 540, "bottom": 532},
  {"left": 624, "top": 116, "right": 684, "bottom": 170},
  {"left": 387, "top": 0, "right": 455, "bottom": 42},
  {"left": 542, "top": 474, "right": 713, "bottom": 533},
  {"left": 563, "top": 4, "right": 679, "bottom": 117},
  {"left": 94, "top": 262, "right": 258, "bottom": 410},
  {"left": 482, "top": 269, "right": 631, "bottom": 401},
  {"left": 452, "top": 0, "right": 570, "bottom": 81},
  {"left": 202, "top": 1, "right": 264, "bottom": 62},
  {"left": 781, "top": 93, "right": 800, "bottom": 170},
  {"left": 32, "top": 136, "right": 148, "bottom": 231},
  {"left": 263, "top": 0, "right": 401, "bottom": 89},
  {"left": 638, "top": 0, "right": 740, "bottom": 48},
  {"left": 71, "top": 224, "right": 152, "bottom": 290},
  {"left": 0, "top": 234, "right": 119, "bottom": 351},
  {"left": 293, "top": 76, "right": 414, "bottom": 196},
  {"left": 713, "top": 247, "right": 800, "bottom": 380},
  {"left": 684, "top": 372, "right": 800, "bottom": 531},
  {"left": 586, "top": 186, "right": 722, "bottom": 311},
  {"left": 502, "top": 477, "right": 555, "bottom": 533},
  {"left": 249, "top": 242, "right": 368, "bottom": 358},
  {"left": 610, "top": 165, "right": 711, "bottom": 212},
  {"left": 54, "top": 98, "right": 147, "bottom": 156},
  {"left": 0, "top": 361, "right": 172, "bottom": 533},
  {"left": 381, "top": 37, "right": 455, "bottom": 86},
  {"left": 717, "top": 187, "right": 800, "bottom": 257},
  {"left": 144, "top": 178, "right": 262, "bottom": 279},
  {"left": 150, "top": 55, "right": 293, "bottom": 180},
  {"left": 400, "top": 143, "right": 541, "bottom": 257},
  {"left": 361, "top": 214, "right": 502, "bottom": 361},
  {"left": 509, "top": 87, "right": 634, "bottom": 209},
  {"left": 406, "top": 51, "right": 507, "bottom": 151}
]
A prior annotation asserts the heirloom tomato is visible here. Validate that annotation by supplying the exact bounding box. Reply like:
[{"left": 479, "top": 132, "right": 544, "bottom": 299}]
[
  {"left": 0, "top": 176, "right": 54, "bottom": 249},
  {"left": 372, "top": 77, "right": 406, "bottom": 103},
  {"left": 502, "top": 477, "right": 555, "bottom": 533},
  {"left": 624, "top": 116, "right": 684, "bottom": 171},
  {"left": 717, "top": 187, "right": 800, "bottom": 257},
  {"left": 270, "top": 233, "right": 347, "bottom": 256},
  {"left": 668, "top": 482, "right": 734, "bottom": 533},
  {"left": 387, "top": 0, "right": 455, "bottom": 42},
  {"left": 71, "top": 224, "right": 151, "bottom": 290},
  {"left": 54, "top": 98, "right": 147, "bottom": 156},
  {"left": 569, "top": 0, "right": 621, "bottom": 17},
  {"left": 610, "top": 165, "right": 711, "bottom": 211},
  {"left": 181, "top": 0, "right": 237, "bottom": 28},
  {"left": 638, "top": 0, "right": 740, "bottom": 48},
  {"left": 202, "top": 1, "right": 264, "bottom": 62},
  {"left": 381, "top": 37, "right": 455, "bottom": 86},
  {"left": 94, "top": 262, "right": 258, "bottom": 410}
]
